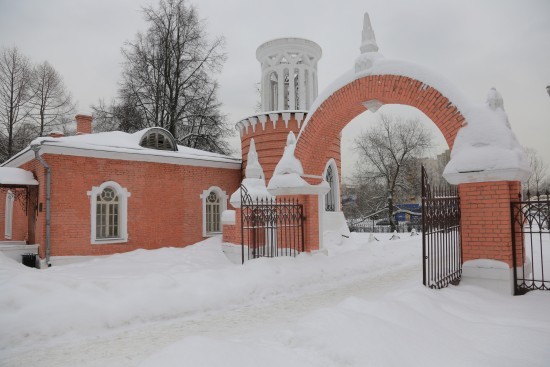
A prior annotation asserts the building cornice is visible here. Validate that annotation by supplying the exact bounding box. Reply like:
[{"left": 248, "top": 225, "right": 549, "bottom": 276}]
[{"left": 2, "top": 143, "right": 241, "bottom": 170}]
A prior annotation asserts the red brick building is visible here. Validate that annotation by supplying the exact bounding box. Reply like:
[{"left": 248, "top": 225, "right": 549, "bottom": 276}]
[{"left": 0, "top": 115, "right": 241, "bottom": 267}]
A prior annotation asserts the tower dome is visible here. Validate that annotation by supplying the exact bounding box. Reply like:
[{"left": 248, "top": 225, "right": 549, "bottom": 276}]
[{"left": 256, "top": 38, "right": 322, "bottom": 112}]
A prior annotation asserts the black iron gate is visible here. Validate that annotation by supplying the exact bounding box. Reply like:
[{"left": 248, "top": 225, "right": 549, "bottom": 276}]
[
  {"left": 511, "top": 191, "right": 550, "bottom": 295},
  {"left": 240, "top": 185, "right": 304, "bottom": 263},
  {"left": 421, "top": 166, "right": 462, "bottom": 289}
]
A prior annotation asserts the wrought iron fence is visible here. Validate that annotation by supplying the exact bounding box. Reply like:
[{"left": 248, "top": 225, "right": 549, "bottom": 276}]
[
  {"left": 348, "top": 221, "right": 421, "bottom": 233},
  {"left": 240, "top": 185, "right": 304, "bottom": 263},
  {"left": 422, "top": 166, "right": 462, "bottom": 289},
  {"left": 511, "top": 190, "right": 550, "bottom": 295}
]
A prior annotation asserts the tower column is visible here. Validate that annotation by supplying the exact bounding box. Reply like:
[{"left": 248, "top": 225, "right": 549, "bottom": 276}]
[
  {"left": 299, "top": 67, "right": 306, "bottom": 110},
  {"left": 262, "top": 71, "right": 268, "bottom": 111},
  {"left": 289, "top": 65, "right": 296, "bottom": 110},
  {"left": 307, "top": 69, "right": 314, "bottom": 109},
  {"left": 277, "top": 67, "right": 284, "bottom": 111}
]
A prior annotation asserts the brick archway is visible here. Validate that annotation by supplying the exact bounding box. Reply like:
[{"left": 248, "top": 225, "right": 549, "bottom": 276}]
[
  {"left": 295, "top": 74, "right": 465, "bottom": 177},
  {"left": 289, "top": 73, "right": 523, "bottom": 279}
]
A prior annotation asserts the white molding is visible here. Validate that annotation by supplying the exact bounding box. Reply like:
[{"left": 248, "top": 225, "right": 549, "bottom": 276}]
[
  {"left": 362, "top": 99, "right": 384, "bottom": 113},
  {"left": 4, "top": 190, "right": 14, "bottom": 240},
  {"left": 282, "top": 112, "right": 291, "bottom": 128},
  {"left": 258, "top": 115, "right": 267, "bottom": 130},
  {"left": 1, "top": 145, "right": 241, "bottom": 171},
  {"left": 248, "top": 117, "right": 258, "bottom": 133},
  {"left": 87, "top": 181, "right": 130, "bottom": 245},
  {"left": 200, "top": 186, "right": 228, "bottom": 237},
  {"left": 269, "top": 113, "right": 279, "bottom": 128},
  {"left": 295, "top": 112, "right": 305, "bottom": 128}
]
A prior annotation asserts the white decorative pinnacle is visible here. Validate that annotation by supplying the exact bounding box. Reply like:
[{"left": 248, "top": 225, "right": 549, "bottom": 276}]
[
  {"left": 360, "top": 13, "right": 379, "bottom": 53},
  {"left": 355, "top": 12, "right": 382, "bottom": 73},
  {"left": 486, "top": 87, "right": 504, "bottom": 111},
  {"left": 245, "top": 139, "right": 264, "bottom": 179},
  {"left": 486, "top": 87, "right": 511, "bottom": 128}
]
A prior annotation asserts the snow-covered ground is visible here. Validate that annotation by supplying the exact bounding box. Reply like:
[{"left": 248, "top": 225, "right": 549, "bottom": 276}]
[{"left": 1, "top": 233, "right": 549, "bottom": 366}]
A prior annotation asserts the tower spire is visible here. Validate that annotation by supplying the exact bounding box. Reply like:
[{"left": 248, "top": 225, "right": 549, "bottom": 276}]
[{"left": 360, "top": 13, "right": 379, "bottom": 53}]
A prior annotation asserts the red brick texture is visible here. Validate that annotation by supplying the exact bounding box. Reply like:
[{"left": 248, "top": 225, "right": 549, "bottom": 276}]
[
  {"left": 2, "top": 154, "right": 240, "bottom": 258},
  {"left": 75, "top": 114, "right": 93, "bottom": 135},
  {"left": 459, "top": 181, "right": 521, "bottom": 267},
  {"left": 240, "top": 114, "right": 304, "bottom": 182},
  {"left": 295, "top": 75, "right": 464, "bottom": 178}
]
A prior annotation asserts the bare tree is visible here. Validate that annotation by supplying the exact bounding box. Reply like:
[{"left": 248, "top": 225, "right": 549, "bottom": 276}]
[
  {"left": 354, "top": 113, "right": 432, "bottom": 231},
  {"left": 0, "top": 47, "right": 33, "bottom": 159},
  {"left": 525, "top": 148, "right": 548, "bottom": 197},
  {"left": 93, "top": 0, "right": 232, "bottom": 153},
  {"left": 92, "top": 98, "right": 144, "bottom": 133},
  {"left": 29, "top": 61, "right": 75, "bottom": 136}
]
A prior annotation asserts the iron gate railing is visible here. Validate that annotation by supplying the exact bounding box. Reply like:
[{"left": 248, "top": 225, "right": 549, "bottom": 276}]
[
  {"left": 240, "top": 185, "right": 304, "bottom": 263},
  {"left": 511, "top": 191, "right": 550, "bottom": 295},
  {"left": 422, "top": 166, "right": 462, "bottom": 289}
]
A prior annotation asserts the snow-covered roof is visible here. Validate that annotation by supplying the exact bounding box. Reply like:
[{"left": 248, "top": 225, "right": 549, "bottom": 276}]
[
  {"left": 0, "top": 167, "right": 39, "bottom": 186},
  {"left": 2, "top": 128, "right": 241, "bottom": 170}
]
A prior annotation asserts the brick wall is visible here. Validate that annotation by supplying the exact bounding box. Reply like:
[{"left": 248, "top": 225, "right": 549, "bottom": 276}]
[
  {"left": 459, "top": 181, "right": 521, "bottom": 267},
  {"left": 5, "top": 154, "right": 240, "bottom": 258},
  {"left": 240, "top": 114, "right": 303, "bottom": 182}
]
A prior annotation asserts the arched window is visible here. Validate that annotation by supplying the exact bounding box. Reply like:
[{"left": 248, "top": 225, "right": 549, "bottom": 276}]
[
  {"left": 96, "top": 187, "right": 119, "bottom": 239},
  {"left": 88, "top": 181, "right": 130, "bottom": 244},
  {"left": 324, "top": 160, "right": 340, "bottom": 212},
  {"left": 139, "top": 128, "right": 178, "bottom": 151},
  {"left": 200, "top": 186, "right": 227, "bottom": 236},
  {"left": 4, "top": 190, "right": 14, "bottom": 239}
]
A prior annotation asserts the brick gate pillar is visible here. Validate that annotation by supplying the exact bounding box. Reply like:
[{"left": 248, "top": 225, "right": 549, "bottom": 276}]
[
  {"left": 300, "top": 194, "right": 321, "bottom": 252},
  {"left": 459, "top": 180, "right": 522, "bottom": 284}
]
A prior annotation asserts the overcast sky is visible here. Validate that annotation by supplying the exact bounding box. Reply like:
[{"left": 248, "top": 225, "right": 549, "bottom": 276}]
[{"left": 1, "top": 0, "right": 549, "bottom": 179}]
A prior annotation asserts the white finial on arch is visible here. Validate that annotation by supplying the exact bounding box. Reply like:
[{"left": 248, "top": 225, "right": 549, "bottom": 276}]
[
  {"left": 485, "top": 87, "right": 511, "bottom": 128},
  {"left": 486, "top": 87, "right": 504, "bottom": 111},
  {"left": 360, "top": 13, "right": 379, "bottom": 53}
]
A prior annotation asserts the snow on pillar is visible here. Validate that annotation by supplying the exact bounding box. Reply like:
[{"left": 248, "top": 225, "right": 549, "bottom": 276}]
[{"left": 256, "top": 38, "right": 322, "bottom": 112}]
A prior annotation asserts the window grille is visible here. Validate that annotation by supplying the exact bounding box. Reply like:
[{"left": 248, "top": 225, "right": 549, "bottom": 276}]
[
  {"left": 205, "top": 191, "right": 221, "bottom": 233},
  {"left": 96, "top": 187, "right": 119, "bottom": 239},
  {"left": 139, "top": 129, "right": 177, "bottom": 151}
]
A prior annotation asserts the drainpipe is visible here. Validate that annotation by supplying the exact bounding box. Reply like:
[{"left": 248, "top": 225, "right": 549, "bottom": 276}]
[{"left": 31, "top": 143, "right": 51, "bottom": 266}]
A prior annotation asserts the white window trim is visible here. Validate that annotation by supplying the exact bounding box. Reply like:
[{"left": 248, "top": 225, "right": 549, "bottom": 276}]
[
  {"left": 200, "top": 186, "right": 227, "bottom": 237},
  {"left": 5, "top": 190, "right": 14, "bottom": 239},
  {"left": 87, "top": 181, "right": 131, "bottom": 244},
  {"left": 323, "top": 159, "right": 340, "bottom": 212}
]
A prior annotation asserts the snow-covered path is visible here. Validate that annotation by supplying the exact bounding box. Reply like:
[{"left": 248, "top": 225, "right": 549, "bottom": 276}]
[
  {"left": 2, "top": 234, "right": 550, "bottom": 366},
  {"left": 2, "top": 246, "right": 420, "bottom": 366}
]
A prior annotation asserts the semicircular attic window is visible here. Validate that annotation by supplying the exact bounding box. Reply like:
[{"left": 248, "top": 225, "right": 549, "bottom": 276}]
[{"left": 139, "top": 129, "right": 178, "bottom": 151}]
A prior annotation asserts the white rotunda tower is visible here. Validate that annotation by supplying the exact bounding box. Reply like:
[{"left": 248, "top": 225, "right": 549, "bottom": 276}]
[
  {"left": 256, "top": 38, "right": 322, "bottom": 111},
  {"left": 235, "top": 38, "right": 325, "bottom": 182}
]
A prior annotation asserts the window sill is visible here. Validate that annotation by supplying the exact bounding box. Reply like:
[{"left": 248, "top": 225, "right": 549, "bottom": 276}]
[{"left": 92, "top": 238, "right": 128, "bottom": 245}]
